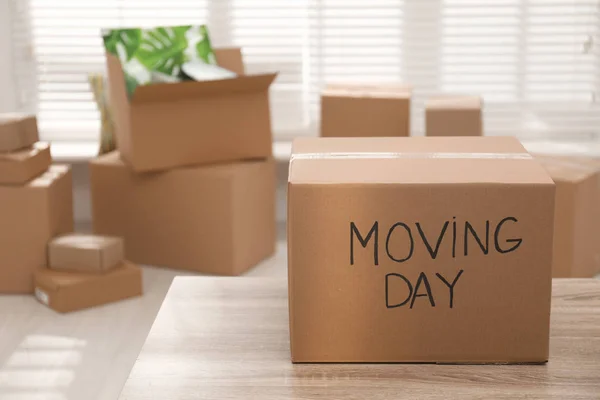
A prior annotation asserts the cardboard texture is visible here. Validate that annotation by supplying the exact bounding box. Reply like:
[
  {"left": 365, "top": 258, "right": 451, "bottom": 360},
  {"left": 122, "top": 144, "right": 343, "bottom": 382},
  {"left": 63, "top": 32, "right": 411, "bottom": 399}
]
[
  {"left": 321, "top": 84, "right": 411, "bottom": 138},
  {"left": 0, "top": 142, "right": 52, "bottom": 185},
  {"left": 48, "top": 234, "right": 124, "bottom": 273},
  {"left": 288, "top": 136, "right": 555, "bottom": 363},
  {"left": 0, "top": 165, "right": 74, "bottom": 293},
  {"left": 34, "top": 260, "right": 142, "bottom": 313},
  {"left": 0, "top": 114, "right": 39, "bottom": 152},
  {"left": 90, "top": 152, "right": 276, "bottom": 275},
  {"left": 535, "top": 155, "right": 600, "bottom": 278},
  {"left": 106, "top": 47, "right": 276, "bottom": 172},
  {"left": 426, "top": 96, "right": 483, "bottom": 137}
]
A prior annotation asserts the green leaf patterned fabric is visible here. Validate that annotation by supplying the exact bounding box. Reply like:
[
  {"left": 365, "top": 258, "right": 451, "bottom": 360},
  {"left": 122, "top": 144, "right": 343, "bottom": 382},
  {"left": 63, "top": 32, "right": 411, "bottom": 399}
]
[{"left": 102, "top": 24, "right": 219, "bottom": 97}]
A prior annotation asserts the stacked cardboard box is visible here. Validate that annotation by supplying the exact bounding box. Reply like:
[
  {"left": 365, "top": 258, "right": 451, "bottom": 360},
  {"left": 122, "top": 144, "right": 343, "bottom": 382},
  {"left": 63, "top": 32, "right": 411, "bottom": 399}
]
[
  {"left": 0, "top": 114, "right": 74, "bottom": 293},
  {"left": 35, "top": 234, "right": 142, "bottom": 313},
  {"left": 90, "top": 48, "right": 277, "bottom": 275},
  {"left": 535, "top": 155, "right": 600, "bottom": 277}
]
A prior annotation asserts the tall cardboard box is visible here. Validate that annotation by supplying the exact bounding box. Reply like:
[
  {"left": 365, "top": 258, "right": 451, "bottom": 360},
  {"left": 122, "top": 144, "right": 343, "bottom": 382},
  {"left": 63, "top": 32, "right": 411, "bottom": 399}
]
[
  {"left": 320, "top": 84, "right": 411, "bottom": 138},
  {"left": 426, "top": 96, "right": 483, "bottom": 137},
  {"left": 288, "top": 137, "right": 555, "bottom": 363},
  {"left": 90, "top": 152, "right": 276, "bottom": 275},
  {"left": 0, "top": 165, "right": 74, "bottom": 293},
  {"left": 106, "top": 48, "right": 277, "bottom": 172},
  {"left": 535, "top": 155, "right": 600, "bottom": 277}
]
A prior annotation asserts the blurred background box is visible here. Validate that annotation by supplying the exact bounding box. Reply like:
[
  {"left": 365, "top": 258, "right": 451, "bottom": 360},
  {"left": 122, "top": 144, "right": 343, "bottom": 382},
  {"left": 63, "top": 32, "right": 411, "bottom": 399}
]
[
  {"left": 536, "top": 155, "right": 600, "bottom": 278},
  {"left": 48, "top": 233, "right": 124, "bottom": 273},
  {"left": 320, "top": 84, "right": 411, "bottom": 138},
  {"left": 0, "top": 165, "right": 74, "bottom": 293},
  {"left": 34, "top": 260, "right": 142, "bottom": 313},
  {"left": 0, "top": 114, "right": 39, "bottom": 153},
  {"left": 425, "top": 96, "right": 483, "bottom": 137},
  {"left": 0, "top": 142, "right": 51, "bottom": 185},
  {"left": 106, "top": 47, "right": 276, "bottom": 173},
  {"left": 90, "top": 152, "right": 276, "bottom": 275}
]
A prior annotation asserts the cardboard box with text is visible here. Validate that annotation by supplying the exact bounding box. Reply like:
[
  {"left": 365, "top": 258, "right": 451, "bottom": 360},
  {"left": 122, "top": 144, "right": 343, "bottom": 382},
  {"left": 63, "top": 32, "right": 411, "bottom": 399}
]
[
  {"left": 288, "top": 137, "right": 555, "bottom": 363},
  {"left": 34, "top": 260, "right": 142, "bottom": 313},
  {"left": 90, "top": 152, "right": 276, "bottom": 275},
  {"left": 106, "top": 48, "right": 276, "bottom": 172},
  {"left": 426, "top": 96, "right": 483, "bottom": 137},
  {"left": 0, "top": 165, "right": 74, "bottom": 293},
  {"left": 0, "top": 143, "right": 52, "bottom": 185},
  {"left": 48, "top": 234, "right": 124, "bottom": 273},
  {"left": 535, "top": 155, "right": 600, "bottom": 277},
  {"left": 320, "top": 84, "right": 411, "bottom": 138}
]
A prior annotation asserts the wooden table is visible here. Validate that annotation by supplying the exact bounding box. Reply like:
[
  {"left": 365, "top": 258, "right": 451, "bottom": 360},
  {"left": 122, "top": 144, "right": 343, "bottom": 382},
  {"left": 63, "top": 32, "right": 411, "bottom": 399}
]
[{"left": 119, "top": 278, "right": 600, "bottom": 399}]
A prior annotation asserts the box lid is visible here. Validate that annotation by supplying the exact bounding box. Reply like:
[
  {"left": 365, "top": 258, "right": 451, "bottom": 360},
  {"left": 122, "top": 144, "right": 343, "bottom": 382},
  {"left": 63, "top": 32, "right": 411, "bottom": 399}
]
[
  {"left": 289, "top": 137, "right": 554, "bottom": 185},
  {"left": 535, "top": 155, "right": 600, "bottom": 183},
  {"left": 426, "top": 95, "right": 482, "bottom": 110},
  {"left": 323, "top": 83, "right": 411, "bottom": 99}
]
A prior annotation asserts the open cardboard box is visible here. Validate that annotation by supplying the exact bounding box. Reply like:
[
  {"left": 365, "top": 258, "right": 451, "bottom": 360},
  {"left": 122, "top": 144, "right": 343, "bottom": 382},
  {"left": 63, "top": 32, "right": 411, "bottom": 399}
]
[{"left": 106, "top": 48, "right": 277, "bottom": 172}]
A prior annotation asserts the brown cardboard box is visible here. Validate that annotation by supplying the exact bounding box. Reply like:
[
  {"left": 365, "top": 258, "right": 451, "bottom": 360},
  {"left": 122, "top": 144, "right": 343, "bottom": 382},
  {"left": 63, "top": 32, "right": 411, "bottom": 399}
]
[
  {"left": 535, "top": 155, "right": 600, "bottom": 277},
  {"left": 0, "top": 142, "right": 52, "bottom": 185},
  {"left": 288, "top": 136, "right": 555, "bottom": 363},
  {"left": 106, "top": 48, "right": 276, "bottom": 173},
  {"left": 426, "top": 96, "right": 483, "bottom": 137},
  {"left": 34, "top": 260, "right": 142, "bottom": 313},
  {"left": 0, "top": 165, "right": 74, "bottom": 293},
  {"left": 90, "top": 152, "right": 276, "bottom": 275},
  {"left": 320, "top": 84, "right": 411, "bottom": 138},
  {"left": 0, "top": 114, "right": 39, "bottom": 152},
  {"left": 48, "top": 234, "right": 124, "bottom": 273}
]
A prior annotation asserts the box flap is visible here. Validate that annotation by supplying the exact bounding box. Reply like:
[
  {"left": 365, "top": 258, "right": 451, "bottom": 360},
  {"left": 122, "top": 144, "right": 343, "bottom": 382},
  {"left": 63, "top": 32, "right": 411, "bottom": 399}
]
[
  {"left": 131, "top": 73, "right": 277, "bottom": 103},
  {"left": 214, "top": 47, "right": 245, "bottom": 75},
  {"left": 289, "top": 137, "right": 554, "bottom": 185},
  {"left": 427, "top": 95, "right": 482, "bottom": 110}
]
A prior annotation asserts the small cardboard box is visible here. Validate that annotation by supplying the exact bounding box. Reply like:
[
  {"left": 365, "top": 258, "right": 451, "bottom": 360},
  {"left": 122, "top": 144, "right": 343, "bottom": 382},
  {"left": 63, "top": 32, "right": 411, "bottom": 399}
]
[
  {"left": 426, "top": 96, "right": 483, "bottom": 137},
  {"left": 0, "top": 114, "right": 39, "bottom": 152},
  {"left": 535, "top": 155, "right": 600, "bottom": 277},
  {"left": 0, "top": 142, "right": 52, "bottom": 185},
  {"left": 106, "top": 48, "right": 277, "bottom": 172},
  {"left": 90, "top": 152, "right": 276, "bottom": 275},
  {"left": 48, "top": 234, "right": 124, "bottom": 273},
  {"left": 320, "top": 84, "right": 411, "bottom": 138},
  {"left": 34, "top": 260, "right": 142, "bottom": 313},
  {"left": 0, "top": 165, "right": 74, "bottom": 293},
  {"left": 288, "top": 136, "right": 555, "bottom": 363}
]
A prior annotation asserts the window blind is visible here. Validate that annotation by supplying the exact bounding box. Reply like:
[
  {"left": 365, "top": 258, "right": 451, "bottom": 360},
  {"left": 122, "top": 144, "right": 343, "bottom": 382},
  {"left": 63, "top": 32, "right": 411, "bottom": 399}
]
[{"left": 9, "top": 0, "right": 600, "bottom": 142}]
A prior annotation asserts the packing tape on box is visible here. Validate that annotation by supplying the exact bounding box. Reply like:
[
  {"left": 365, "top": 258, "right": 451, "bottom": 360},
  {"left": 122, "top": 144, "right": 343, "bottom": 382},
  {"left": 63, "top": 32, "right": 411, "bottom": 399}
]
[{"left": 288, "top": 151, "right": 533, "bottom": 177}]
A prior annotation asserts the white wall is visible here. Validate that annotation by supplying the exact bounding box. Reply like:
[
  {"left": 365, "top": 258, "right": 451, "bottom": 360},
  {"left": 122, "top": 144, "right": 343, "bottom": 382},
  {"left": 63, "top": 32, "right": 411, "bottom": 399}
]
[{"left": 0, "top": 0, "right": 17, "bottom": 112}]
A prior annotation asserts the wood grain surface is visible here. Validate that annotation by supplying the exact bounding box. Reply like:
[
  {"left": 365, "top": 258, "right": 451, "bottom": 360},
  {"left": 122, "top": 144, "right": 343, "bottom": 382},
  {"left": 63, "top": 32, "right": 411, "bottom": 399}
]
[{"left": 119, "top": 278, "right": 600, "bottom": 399}]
